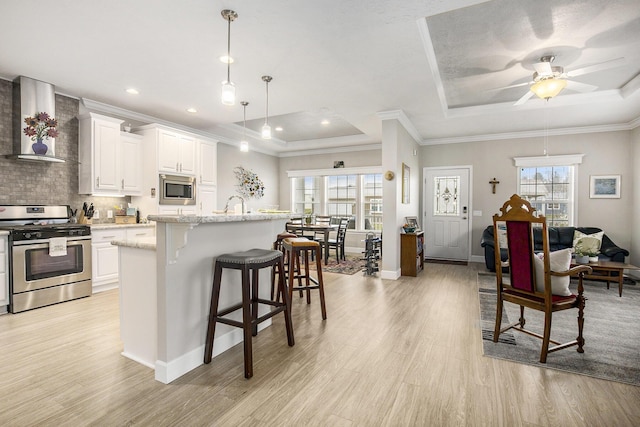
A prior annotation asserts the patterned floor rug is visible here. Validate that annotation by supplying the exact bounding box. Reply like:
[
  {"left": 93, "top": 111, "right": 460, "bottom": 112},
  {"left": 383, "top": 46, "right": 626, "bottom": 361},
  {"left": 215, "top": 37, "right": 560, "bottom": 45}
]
[
  {"left": 307, "top": 254, "right": 368, "bottom": 275},
  {"left": 478, "top": 272, "right": 640, "bottom": 386}
]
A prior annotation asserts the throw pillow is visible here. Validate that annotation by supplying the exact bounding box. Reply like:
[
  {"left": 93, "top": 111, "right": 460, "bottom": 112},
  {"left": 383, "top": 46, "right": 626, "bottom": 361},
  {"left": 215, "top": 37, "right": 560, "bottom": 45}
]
[
  {"left": 572, "top": 230, "right": 604, "bottom": 255},
  {"left": 533, "top": 248, "right": 572, "bottom": 296}
]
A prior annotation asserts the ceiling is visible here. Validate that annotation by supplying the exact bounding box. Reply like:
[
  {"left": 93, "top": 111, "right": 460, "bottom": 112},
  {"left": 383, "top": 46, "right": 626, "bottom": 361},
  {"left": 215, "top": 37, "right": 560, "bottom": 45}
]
[{"left": 1, "top": 0, "right": 639, "bottom": 155}]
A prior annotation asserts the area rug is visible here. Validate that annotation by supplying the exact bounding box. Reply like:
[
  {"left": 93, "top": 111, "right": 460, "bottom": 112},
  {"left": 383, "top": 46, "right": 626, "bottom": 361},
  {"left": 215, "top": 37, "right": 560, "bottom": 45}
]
[
  {"left": 307, "top": 254, "right": 367, "bottom": 275},
  {"left": 478, "top": 272, "right": 640, "bottom": 386}
]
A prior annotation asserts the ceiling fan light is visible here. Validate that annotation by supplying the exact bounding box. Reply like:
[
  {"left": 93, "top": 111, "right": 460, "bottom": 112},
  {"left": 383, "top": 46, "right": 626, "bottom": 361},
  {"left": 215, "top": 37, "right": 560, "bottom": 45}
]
[
  {"left": 530, "top": 78, "right": 567, "bottom": 100},
  {"left": 221, "top": 81, "right": 235, "bottom": 105},
  {"left": 261, "top": 123, "right": 272, "bottom": 139},
  {"left": 240, "top": 140, "right": 249, "bottom": 152}
]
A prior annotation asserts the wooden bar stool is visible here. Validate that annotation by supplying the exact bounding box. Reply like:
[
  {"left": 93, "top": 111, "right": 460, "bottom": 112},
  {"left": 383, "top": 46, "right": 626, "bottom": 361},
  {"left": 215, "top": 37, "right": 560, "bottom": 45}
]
[
  {"left": 282, "top": 237, "right": 327, "bottom": 320},
  {"left": 271, "top": 232, "right": 298, "bottom": 302},
  {"left": 204, "top": 249, "right": 295, "bottom": 379}
]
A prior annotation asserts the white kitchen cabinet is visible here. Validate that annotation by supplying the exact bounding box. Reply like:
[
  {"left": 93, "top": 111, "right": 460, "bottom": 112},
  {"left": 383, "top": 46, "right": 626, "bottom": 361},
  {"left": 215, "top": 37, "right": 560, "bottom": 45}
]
[
  {"left": 158, "top": 129, "right": 195, "bottom": 175},
  {"left": 198, "top": 139, "right": 217, "bottom": 186},
  {"left": 0, "top": 235, "right": 8, "bottom": 311},
  {"left": 158, "top": 206, "right": 197, "bottom": 215},
  {"left": 91, "top": 226, "right": 156, "bottom": 293},
  {"left": 91, "top": 228, "right": 125, "bottom": 293},
  {"left": 120, "top": 133, "right": 143, "bottom": 195},
  {"left": 78, "top": 113, "right": 142, "bottom": 196},
  {"left": 198, "top": 186, "right": 217, "bottom": 215}
]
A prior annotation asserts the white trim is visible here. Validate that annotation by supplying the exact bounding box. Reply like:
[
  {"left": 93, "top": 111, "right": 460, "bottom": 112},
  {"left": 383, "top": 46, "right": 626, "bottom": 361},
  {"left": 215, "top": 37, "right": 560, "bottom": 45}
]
[
  {"left": 287, "top": 166, "right": 383, "bottom": 178},
  {"left": 514, "top": 154, "right": 584, "bottom": 167},
  {"left": 376, "top": 110, "right": 422, "bottom": 144},
  {"left": 422, "top": 121, "right": 639, "bottom": 146},
  {"left": 278, "top": 143, "right": 381, "bottom": 158},
  {"left": 380, "top": 269, "right": 401, "bottom": 280}
]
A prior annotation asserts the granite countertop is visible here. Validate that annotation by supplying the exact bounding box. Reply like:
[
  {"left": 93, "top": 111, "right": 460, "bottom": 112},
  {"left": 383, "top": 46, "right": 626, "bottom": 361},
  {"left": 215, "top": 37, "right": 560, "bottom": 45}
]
[
  {"left": 111, "top": 236, "right": 156, "bottom": 250},
  {"left": 91, "top": 222, "right": 155, "bottom": 230},
  {"left": 0, "top": 230, "right": 9, "bottom": 236},
  {"left": 147, "top": 213, "right": 292, "bottom": 224}
]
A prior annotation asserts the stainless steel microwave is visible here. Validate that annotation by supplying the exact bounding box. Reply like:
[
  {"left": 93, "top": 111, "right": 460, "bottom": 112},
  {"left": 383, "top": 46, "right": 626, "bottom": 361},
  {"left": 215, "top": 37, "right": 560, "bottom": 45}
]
[{"left": 159, "top": 174, "right": 196, "bottom": 205}]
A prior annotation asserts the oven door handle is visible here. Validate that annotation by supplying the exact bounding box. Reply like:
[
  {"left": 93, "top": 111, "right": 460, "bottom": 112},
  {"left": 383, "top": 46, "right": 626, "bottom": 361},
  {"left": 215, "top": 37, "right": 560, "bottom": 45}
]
[{"left": 12, "top": 235, "right": 92, "bottom": 246}]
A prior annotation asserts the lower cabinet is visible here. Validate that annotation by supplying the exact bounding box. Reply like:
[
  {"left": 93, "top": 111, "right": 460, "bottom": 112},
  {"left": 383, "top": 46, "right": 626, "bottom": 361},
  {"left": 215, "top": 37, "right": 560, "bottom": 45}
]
[
  {"left": 91, "top": 226, "right": 155, "bottom": 293},
  {"left": 401, "top": 231, "right": 425, "bottom": 276},
  {"left": 158, "top": 206, "right": 197, "bottom": 215},
  {"left": 0, "top": 235, "right": 8, "bottom": 312}
]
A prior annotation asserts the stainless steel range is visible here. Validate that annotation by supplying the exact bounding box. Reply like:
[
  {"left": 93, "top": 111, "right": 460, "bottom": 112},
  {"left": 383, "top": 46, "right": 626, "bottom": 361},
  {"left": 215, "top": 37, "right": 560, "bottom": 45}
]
[{"left": 0, "top": 205, "right": 92, "bottom": 313}]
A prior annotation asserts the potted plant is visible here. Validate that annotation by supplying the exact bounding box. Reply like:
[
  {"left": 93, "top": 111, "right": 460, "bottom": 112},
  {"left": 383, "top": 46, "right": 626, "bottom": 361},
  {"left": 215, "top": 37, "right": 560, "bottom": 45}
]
[{"left": 574, "top": 240, "right": 598, "bottom": 264}]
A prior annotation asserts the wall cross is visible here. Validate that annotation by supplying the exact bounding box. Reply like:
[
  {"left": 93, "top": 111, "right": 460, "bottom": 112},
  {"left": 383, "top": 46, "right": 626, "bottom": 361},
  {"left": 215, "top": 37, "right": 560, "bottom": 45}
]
[{"left": 489, "top": 178, "right": 500, "bottom": 194}]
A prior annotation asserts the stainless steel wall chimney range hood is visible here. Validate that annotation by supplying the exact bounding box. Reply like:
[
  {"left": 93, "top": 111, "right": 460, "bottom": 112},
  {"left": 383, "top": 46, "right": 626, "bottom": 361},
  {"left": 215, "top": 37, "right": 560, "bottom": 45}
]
[{"left": 7, "top": 76, "right": 65, "bottom": 163}]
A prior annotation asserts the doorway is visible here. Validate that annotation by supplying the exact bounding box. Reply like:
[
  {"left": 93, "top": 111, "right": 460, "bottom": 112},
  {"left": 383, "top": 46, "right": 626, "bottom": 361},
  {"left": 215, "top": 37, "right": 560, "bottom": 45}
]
[{"left": 422, "top": 167, "right": 471, "bottom": 261}]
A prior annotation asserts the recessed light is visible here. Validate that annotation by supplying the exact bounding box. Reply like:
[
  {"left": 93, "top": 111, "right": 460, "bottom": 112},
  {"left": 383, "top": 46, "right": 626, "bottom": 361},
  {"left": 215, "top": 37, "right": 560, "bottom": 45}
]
[
  {"left": 126, "top": 88, "right": 139, "bottom": 95},
  {"left": 186, "top": 108, "right": 197, "bottom": 113},
  {"left": 275, "top": 126, "right": 283, "bottom": 132},
  {"left": 321, "top": 119, "right": 330, "bottom": 126},
  {"left": 219, "top": 55, "right": 234, "bottom": 64}
]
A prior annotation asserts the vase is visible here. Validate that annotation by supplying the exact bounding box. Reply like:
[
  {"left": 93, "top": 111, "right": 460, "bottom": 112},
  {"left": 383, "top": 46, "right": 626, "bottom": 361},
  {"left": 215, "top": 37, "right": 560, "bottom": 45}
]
[
  {"left": 32, "top": 138, "right": 48, "bottom": 155},
  {"left": 575, "top": 255, "right": 589, "bottom": 264},
  {"left": 589, "top": 256, "right": 599, "bottom": 263}
]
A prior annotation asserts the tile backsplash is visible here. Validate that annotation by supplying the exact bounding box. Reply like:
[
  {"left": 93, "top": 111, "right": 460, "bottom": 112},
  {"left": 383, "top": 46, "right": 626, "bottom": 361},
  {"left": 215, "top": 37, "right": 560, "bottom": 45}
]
[{"left": 0, "top": 78, "right": 129, "bottom": 223}]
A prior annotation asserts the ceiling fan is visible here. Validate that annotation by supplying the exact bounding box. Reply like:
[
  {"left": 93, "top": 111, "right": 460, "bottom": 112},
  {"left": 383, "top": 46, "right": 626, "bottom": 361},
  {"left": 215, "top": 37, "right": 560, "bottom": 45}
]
[{"left": 504, "top": 55, "right": 626, "bottom": 105}]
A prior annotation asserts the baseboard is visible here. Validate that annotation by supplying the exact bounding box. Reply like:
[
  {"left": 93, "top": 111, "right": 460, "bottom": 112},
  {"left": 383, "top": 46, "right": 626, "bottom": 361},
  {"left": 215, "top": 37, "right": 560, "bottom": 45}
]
[
  {"left": 92, "top": 282, "right": 119, "bottom": 294},
  {"left": 470, "top": 255, "right": 485, "bottom": 264},
  {"left": 153, "top": 319, "right": 272, "bottom": 384},
  {"left": 380, "top": 269, "right": 400, "bottom": 280},
  {"left": 121, "top": 351, "right": 155, "bottom": 370}
]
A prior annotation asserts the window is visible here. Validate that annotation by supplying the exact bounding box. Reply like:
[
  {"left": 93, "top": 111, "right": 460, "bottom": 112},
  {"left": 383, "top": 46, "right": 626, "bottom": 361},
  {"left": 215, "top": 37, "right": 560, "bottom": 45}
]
[
  {"left": 515, "top": 154, "right": 584, "bottom": 227},
  {"left": 327, "top": 175, "right": 357, "bottom": 218},
  {"left": 292, "top": 176, "right": 322, "bottom": 215},
  {"left": 289, "top": 167, "right": 383, "bottom": 231},
  {"left": 363, "top": 174, "right": 383, "bottom": 230}
]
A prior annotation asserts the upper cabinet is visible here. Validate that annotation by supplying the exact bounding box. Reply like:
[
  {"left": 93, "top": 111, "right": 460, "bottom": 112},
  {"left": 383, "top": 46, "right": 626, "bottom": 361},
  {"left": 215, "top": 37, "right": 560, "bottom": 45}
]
[
  {"left": 79, "top": 113, "right": 143, "bottom": 196},
  {"left": 157, "top": 129, "right": 195, "bottom": 175},
  {"left": 198, "top": 139, "right": 217, "bottom": 186}
]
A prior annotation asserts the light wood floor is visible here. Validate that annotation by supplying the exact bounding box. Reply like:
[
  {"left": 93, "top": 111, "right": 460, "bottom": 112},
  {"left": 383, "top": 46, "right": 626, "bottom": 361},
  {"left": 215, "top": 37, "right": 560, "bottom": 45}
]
[{"left": 1, "top": 262, "right": 638, "bottom": 426}]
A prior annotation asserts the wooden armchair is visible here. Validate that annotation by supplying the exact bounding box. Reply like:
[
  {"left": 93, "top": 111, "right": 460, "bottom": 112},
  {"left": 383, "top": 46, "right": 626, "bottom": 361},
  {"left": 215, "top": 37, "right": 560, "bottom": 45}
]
[{"left": 492, "top": 194, "right": 592, "bottom": 363}]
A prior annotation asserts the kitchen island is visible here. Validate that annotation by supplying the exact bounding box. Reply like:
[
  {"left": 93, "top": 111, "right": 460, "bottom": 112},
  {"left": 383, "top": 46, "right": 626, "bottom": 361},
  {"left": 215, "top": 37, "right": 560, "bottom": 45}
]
[{"left": 112, "top": 213, "right": 290, "bottom": 384}]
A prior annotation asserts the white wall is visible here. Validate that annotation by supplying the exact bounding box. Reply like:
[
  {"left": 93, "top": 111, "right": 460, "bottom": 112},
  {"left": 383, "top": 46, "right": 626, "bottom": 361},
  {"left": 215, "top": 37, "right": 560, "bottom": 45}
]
[
  {"left": 380, "top": 118, "right": 421, "bottom": 279},
  {"left": 421, "top": 130, "right": 634, "bottom": 259},
  {"left": 217, "top": 144, "right": 280, "bottom": 211}
]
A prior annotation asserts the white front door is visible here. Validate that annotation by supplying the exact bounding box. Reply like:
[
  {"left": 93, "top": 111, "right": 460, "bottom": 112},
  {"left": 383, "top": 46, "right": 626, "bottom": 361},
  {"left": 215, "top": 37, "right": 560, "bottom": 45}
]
[{"left": 423, "top": 167, "right": 471, "bottom": 261}]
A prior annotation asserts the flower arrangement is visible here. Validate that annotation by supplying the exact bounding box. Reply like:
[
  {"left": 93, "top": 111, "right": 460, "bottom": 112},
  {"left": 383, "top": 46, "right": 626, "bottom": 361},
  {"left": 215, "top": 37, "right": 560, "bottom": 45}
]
[
  {"left": 234, "top": 166, "right": 265, "bottom": 199},
  {"left": 23, "top": 112, "right": 59, "bottom": 141}
]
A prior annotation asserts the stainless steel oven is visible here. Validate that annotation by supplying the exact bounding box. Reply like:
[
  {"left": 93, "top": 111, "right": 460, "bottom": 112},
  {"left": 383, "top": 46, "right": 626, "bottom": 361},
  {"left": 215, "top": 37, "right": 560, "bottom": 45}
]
[
  {"left": 159, "top": 174, "right": 196, "bottom": 205},
  {"left": 0, "top": 205, "right": 92, "bottom": 313},
  {"left": 11, "top": 235, "right": 92, "bottom": 312}
]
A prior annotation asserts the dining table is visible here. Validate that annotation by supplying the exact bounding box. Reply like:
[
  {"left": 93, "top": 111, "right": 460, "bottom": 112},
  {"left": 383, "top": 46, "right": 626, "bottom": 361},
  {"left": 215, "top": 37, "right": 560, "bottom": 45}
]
[{"left": 286, "top": 223, "right": 338, "bottom": 265}]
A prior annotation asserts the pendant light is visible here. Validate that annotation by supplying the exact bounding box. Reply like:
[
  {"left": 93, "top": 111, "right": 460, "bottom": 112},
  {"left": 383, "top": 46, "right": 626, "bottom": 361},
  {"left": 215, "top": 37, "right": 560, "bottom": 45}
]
[
  {"left": 220, "top": 10, "right": 238, "bottom": 105},
  {"left": 261, "top": 75, "right": 272, "bottom": 139},
  {"left": 240, "top": 101, "right": 249, "bottom": 152}
]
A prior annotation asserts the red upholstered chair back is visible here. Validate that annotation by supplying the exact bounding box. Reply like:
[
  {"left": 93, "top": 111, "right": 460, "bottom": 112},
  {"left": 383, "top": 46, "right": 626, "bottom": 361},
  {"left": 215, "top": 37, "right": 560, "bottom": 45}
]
[
  {"left": 505, "top": 221, "right": 535, "bottom": 292},
  {"left": 493, "top": 194, "right": 548, "bottom": 295}
]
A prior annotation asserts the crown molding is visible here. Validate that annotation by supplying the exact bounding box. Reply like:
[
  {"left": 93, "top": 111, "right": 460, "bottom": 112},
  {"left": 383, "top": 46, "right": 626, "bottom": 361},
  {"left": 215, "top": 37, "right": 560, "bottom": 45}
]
[
  {"left": 376, "top": 109, "right": 421, "bottom": 144},
  {"left": 278, "top": 143, "right": 381, "bottom": 158},
  {"left": 421, "top": 119, "right": 640, "bottom": 146}
]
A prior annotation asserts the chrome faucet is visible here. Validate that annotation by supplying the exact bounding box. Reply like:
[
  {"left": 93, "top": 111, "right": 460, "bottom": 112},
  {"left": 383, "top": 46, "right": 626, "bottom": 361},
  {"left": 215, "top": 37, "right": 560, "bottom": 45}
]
[{"left": 223, "top": 195, "right": 245, "bottom": 214}]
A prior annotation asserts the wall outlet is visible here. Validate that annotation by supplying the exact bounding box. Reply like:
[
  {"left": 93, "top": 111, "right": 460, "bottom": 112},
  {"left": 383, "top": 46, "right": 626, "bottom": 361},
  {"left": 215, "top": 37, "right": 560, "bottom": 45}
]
[
  {"left": 93, "top": 210, "right": 100, "bottom": 219},
  {"left": 107, "top": 210, "right": 113, "bottom": 219}
]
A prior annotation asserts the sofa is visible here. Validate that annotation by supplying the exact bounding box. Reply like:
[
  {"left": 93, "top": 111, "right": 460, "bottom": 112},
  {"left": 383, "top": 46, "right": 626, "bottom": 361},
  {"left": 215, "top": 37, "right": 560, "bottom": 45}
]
[{"left": 480, "top": 226, "right": 629, "bottom": 272}]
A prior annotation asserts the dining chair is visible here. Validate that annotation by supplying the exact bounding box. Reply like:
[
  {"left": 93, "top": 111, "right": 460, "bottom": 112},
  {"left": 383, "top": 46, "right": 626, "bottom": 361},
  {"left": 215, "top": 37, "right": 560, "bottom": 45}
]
[{"left": 326, "top": 217, "right": 349, "bottom": 263}]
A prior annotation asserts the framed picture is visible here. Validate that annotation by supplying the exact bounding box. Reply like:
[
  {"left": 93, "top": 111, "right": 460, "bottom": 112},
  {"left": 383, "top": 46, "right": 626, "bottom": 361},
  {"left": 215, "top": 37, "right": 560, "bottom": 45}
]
[
  {"left": 402, "top": 163, "right": 410, "bottom": 204},
  {"left": 405, "top": 216, "right": 420, "bottom": 230},
  {"left": 590, "top": 175, "right": 621, "bottom": 198}
]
